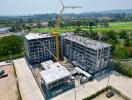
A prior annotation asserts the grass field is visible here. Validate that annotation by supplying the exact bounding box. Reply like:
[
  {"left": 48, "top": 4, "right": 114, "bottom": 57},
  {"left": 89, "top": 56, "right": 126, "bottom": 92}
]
[{"left": 32, "top": 21, "right": 132, "bottom": 33}]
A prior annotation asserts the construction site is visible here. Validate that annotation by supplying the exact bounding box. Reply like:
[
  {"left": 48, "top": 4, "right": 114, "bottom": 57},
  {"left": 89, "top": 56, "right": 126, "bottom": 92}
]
[
  {"left": 7, "top": 0, "right": 111, "bottom": 99},
  {"left": 22, "top": 0, "right": 112, "bottom": 99},
  {"left": 24, "top": 0, "right": 111, "bottom": 99},
  {"left": 1, "top": 0, "right": 132, "bottom": 100}
]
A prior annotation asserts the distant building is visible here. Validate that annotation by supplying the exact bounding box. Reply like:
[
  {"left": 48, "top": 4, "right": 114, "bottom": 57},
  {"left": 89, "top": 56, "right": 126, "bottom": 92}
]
[
  {"left": 63, "top": 33, "right": 111, "bottom": 74},
  {"left": 41, "top": 22, "right": 48, "bottom": 28},
  {"left": 32, "top": 23, "right": 38, "bottom": 28},
  {"left": 24, "top": 33, "right": 63, "bottom": 64},
  {"left": 0, "top": 27, "right": 11, "bottom": 34}
]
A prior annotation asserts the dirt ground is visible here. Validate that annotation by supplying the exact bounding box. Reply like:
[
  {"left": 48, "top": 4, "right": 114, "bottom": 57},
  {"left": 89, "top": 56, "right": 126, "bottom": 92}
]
[
  {"left": 93, "top": 92, "right": 126, "bottom": 100},
  {"left": 0, "top": 64, "right": 19, "bottom": 100}
]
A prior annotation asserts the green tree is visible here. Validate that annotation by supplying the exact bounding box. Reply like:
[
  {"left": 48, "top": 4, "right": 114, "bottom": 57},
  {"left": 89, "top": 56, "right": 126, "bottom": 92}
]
[
  {"left": 103, "top": 21, "right": 109, "bottom": 28},
  {"left": 88, "top": 20, "right": 95, "bottom": 34},
  {"left": 100, "top": 20, "right": 109, "bottom": 28},
  {"left": 124, "top": 38, "right": 132, "bottom": 47},
  {"left": 113, "top": 47, "right": 128, "bottom": 60},
  {"left": 0, "top": 35, "right": 24, "bottom": 57},
  {"left": 107, "top": 30, "right": 117, "bottom": 42},
  {"left": 74, "top": 27, "right": 82, "bottom": 34},
  {"left": 81, "top": 18, "right": 88, "bottom": 27},
  {"left": 118, "top": 31, "right": 127, "bottom": 39}
]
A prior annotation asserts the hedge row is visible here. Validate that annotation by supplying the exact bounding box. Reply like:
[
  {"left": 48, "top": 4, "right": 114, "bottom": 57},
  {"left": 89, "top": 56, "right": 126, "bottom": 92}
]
[
  {"left": 114, "top": 62, "right": 132, "bottom": 78},
  {"left": 0, "top": 52, "right": 24, "bottom": 62},
  {"left": 83, "top": 86, "right": 112, "bottom": 100}
]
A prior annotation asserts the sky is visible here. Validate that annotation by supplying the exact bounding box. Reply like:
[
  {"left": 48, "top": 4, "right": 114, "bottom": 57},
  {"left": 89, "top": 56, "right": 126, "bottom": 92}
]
[{"left": 0, "top": 0, "right": 132, "bottom": 16}]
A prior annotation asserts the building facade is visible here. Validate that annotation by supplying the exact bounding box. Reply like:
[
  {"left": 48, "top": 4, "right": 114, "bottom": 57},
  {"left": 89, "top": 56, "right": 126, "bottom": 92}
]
[
  {"left": 40, "top": 60, "right": 74, "bottom": 99},
  {"left": 0, "top": 27, "right": 11, "bottom": 34},
  {"left": 24, "top": 33, "right": 63, "bottom": 64},
  {"left": 63, "top": 33, "right": 111, "bottom": 74},
  {"left": 24, "top": 32, "right": 111, "bottom": 74},
  {"left": 40, "top": 61, "right": 72, "bottom": 90}
]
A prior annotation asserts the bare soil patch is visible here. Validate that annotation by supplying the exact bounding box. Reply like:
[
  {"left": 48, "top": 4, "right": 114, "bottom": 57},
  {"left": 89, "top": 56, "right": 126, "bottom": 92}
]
[{"left": 0, "top": 64, "right": 20, "bottom": 100}]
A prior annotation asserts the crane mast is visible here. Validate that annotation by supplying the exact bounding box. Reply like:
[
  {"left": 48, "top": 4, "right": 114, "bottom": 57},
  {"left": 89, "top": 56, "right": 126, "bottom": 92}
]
[{"left": 51, "top": 0, "right": 81, "bottom": 61}]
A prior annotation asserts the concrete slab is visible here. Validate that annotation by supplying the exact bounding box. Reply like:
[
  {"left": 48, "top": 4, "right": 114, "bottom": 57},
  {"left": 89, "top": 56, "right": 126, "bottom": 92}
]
[{"left": 14, "top": 58, "right": 44, "bottom": 100}]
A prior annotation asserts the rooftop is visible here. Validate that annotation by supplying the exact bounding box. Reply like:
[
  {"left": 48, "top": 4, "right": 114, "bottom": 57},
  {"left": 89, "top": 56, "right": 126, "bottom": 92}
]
[
  {"left": 25, "top": 33, "right": 52, "bottom": 40},
  {"left": 64, "top": 33, "right": 111, "bottom": 50},
  {"left": 75, "top": 67, "right": 91, "bottom": 78},
  {"left": 40, "top": 62, "right": 71, "bottom": 85},
  {"left": 0, "top": 27, "right": 11, "bottom": 32},
  {"left": 41, "top": 60, "right": 54, "bottom": 70}
]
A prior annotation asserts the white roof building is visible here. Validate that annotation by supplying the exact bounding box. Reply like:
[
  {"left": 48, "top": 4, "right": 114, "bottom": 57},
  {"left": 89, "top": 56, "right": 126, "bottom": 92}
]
[
  {"left": 41, "top": 60, "right": 54, "bottom": 70},
  {"left": 40, "top": 62, "right": 71, "bottom": 85},
  {"left": 0, "top": 27, "right": 11, "bottom": 34},
  {"left": 25, "top": 33, "right": 52, "bottom": 40}
]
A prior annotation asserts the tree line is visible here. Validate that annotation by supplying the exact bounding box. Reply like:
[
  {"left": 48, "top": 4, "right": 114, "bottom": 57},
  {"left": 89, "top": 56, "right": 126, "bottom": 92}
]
[
  {"left": 74, "top": 27, "right": 132, "bottom": 60},
  {"left": 0, "top": 35, "right": 24, "bottom": 61}
]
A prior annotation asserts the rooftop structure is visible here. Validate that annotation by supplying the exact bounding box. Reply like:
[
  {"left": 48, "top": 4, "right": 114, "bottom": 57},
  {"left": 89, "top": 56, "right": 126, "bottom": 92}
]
[
  {"left": 25, "top": 33, "right": 52, "bottom": 40},
  {"left": 64, "top": 33, "right": 111, "bottom": 50},
  {"left": 63, "top": 33, "right": 111, "bottom": 74},
  {"left": 40, "top": 62, "right": 71, "bottom": 85},
  {"left": 0, "top": 27, "right": 11, "bottom": 34},
  {"left": 41, "top": 60, "right": 54, "bottom": 70}
]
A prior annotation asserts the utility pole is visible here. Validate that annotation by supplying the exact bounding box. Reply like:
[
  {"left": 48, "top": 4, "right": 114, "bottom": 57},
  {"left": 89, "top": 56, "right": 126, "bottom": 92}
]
[
  {"left": 75, "top": 89, "right": 76, "bottom": 100},
  {"left": 8, "top": 51, "right": 13, "bottom": 64},
  {"left": 107, "top": 71, "right": 110, "bottom": 87}
]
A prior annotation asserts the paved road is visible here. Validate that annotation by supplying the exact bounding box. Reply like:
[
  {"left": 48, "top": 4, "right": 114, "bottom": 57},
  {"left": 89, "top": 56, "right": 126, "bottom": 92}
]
[
  {"left": 52, "top": 72, "right": 132, "bottom": 100},
  {"left": 14, "top": 58, "right": 45, "bottom": 100}
]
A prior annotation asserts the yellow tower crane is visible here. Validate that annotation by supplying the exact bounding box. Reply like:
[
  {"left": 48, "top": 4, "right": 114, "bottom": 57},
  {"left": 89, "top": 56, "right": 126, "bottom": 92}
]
[{"left": 51, "top": 0, "right": 81, "bottom": 61}]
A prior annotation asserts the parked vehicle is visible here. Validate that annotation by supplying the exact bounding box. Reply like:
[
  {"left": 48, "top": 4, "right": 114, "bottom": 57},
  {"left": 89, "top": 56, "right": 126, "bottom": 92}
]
[
  {"left": 80, "top": 77, "right": 88, "bottom": 84},
  {"left": 6, "top": 60, "right": 11, "bottom": 63},
  {"left": 106, "top": 90, "right": 114, "bottom": 98},
  {"left": 0, "top": 70, "right": 8, "bottom": 78}
]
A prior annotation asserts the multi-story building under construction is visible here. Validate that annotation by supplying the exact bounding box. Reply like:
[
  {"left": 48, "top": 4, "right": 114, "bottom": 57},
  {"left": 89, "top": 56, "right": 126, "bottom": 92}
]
[
  {"left": 24, "top": 33, "right": 63, "bottom": 64},
  {"left": 24, "top": 33, "right": 111, "bottom": 74},
  {"left": 63, "top": 33, "right": 111, "bottom": 74}
]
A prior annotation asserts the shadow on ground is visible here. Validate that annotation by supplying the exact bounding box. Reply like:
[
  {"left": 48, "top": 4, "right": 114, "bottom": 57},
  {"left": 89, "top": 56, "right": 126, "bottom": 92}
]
[{"left": 94, "top": 71, "right": 113, "bottom": 81}]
